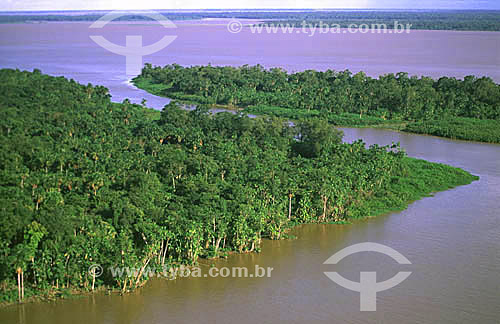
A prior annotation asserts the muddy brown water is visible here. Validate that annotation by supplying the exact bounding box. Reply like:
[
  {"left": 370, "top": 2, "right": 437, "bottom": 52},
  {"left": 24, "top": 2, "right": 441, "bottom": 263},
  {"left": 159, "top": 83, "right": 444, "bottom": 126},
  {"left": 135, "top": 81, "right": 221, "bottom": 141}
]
[{"left": 1, "top": 21, "right": 499, "bottom": 324}]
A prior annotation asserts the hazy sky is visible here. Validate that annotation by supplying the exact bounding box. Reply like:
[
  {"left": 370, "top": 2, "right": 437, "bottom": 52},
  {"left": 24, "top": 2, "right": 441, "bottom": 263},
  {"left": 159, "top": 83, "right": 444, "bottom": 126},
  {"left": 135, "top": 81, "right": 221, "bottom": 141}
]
[{"left": 1, "top": 0, "right": 499, "bottom": 11}]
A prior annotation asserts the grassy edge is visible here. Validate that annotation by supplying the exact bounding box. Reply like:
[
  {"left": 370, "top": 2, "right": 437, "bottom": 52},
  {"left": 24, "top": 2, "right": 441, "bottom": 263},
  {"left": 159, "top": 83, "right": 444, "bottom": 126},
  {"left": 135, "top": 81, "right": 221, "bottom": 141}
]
[
  {"left": 0, "top": 123, "right": 479, "bottom": 308},
  {"left": 2, "top": 158, "right": 478, "bottom": 307},
  {"left": 133, "top": 76, "right": 500, "bottom": 144},
  {"left": 4, "top": 76, "right": 475, "bottom": 308}
]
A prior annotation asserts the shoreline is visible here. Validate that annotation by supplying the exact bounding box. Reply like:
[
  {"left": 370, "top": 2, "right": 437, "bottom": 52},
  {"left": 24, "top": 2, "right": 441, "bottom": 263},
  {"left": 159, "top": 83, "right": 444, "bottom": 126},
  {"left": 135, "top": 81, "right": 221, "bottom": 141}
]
[
  {"left": 0, "top": 68, "right": 480, "bottom": 308},
  {"left": 132, "top": 76, "right": 500, "bottom": 144},
  {"left": 2, "top": 21, "right": 500, "bottom": 33},
  {"left": 0, "top": 156, "right": 479, "bottom": 308}
]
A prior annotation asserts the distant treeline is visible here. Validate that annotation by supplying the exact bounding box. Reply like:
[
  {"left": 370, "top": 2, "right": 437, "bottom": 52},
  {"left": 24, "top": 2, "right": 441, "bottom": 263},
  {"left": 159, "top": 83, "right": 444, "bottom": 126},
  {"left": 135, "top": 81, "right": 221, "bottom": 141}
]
[
  {"left": 0, "top": 69, "right": 477, "bottom": 303},
  {"left": 0, "top": 13, "right": 201, "bottom": 23},
  {"left": 256, "top": 10, "right": 500, "bottom": 31},
  {"left": 1, "top": 10, "right": 500, "bottom": 31},
  {"left": 134, "top": 64, "right": 500, "bottom": 143}
]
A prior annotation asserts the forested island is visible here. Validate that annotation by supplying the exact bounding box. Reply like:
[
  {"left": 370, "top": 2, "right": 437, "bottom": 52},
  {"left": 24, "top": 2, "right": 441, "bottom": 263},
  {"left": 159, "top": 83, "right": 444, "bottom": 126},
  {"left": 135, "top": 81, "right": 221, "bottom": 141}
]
[
  {"left": 1, "top": 10, "right": 500, "bottom": 31},
  {"left": 0, "top": 69, "right": 478, "bottom": 305},
  {"left": 253, "top": 10, "right": 500, "bottom": 31},
  {"left": 134, "top": 64, "right": 500, "bottom": 143}
]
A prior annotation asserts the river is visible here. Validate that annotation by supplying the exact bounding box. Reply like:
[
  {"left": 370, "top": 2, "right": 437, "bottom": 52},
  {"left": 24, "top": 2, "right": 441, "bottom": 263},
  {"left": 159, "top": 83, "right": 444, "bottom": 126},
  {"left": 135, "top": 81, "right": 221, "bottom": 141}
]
[{"left": 1, "top": 21, "right": 499, "bottom": 324}]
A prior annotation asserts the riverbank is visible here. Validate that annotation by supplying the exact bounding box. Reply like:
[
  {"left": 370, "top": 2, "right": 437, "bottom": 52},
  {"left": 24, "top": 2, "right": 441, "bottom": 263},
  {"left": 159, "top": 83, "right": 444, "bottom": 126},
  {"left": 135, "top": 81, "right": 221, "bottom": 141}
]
[
  {"left": 133, "top": 76, "right": 500, "bottom": 143},
  {"left": 0, "top": 154, "right": 478, "bottom": 307},
  {"left": 0, "top": 69, "right": 479, "bottom": 307},
  {"left": 2, "top": 10, "right": 499, "bottom": 31},
  {"left": 242, "top": 105, "right": 500, "bottom": 143},
  {"left": 132, "top": 67, "right": 500, "bottom": 144}
]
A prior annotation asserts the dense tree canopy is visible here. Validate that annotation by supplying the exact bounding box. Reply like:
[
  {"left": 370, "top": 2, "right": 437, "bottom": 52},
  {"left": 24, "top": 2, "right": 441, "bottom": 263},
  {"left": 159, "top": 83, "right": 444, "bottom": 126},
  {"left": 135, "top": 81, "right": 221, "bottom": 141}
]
[
  {"left": 0, "top": 69, "right": 477, "bottom": 303},
  {"left": 136, "top": 64, "right": 500, "bottom": 120},
  {"left": 2, "top": 11, "right": 500, "bottom": 31},
  {"left": 135, "top": 64, "right": 500, "bottom": 142}
]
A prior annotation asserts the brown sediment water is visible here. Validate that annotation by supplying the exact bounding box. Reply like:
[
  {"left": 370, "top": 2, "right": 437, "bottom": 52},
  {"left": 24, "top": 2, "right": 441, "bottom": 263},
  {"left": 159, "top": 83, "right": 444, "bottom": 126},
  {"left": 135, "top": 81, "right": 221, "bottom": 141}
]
[{"left": 1, "top": 22, "right": 499, "bottom": 324}]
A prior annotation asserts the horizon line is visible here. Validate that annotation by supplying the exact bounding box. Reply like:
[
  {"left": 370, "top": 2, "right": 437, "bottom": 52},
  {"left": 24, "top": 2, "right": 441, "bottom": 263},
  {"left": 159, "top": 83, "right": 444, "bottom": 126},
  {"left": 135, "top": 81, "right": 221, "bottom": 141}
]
[{"left": 2, "top": 8, "right": 500, "bottom": 13}]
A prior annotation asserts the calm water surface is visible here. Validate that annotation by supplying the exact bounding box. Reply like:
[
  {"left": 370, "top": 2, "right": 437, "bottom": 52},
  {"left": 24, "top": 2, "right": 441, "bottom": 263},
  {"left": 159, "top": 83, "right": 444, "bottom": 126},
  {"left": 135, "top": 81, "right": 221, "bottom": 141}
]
[
  {"left": 1, "top": 21, "right": 499, "bottom": 108},
  {"left": 0, "top": 22, "right": 499, "bottom": 324}
]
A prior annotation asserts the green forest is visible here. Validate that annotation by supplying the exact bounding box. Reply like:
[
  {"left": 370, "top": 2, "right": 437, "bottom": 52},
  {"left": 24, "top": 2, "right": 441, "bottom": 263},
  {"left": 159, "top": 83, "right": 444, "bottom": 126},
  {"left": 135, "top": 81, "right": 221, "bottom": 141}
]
[
  {"left": 254, "top": 10, "right": 500, "bottom": 31},
  {"left": 134, "top": 64, "right": 500, "bottom": 143},
  {"left": 2, "top": 10, "right": 500, "bottom": 31},
  {"left": 0, "top": 69, "right": 478, "bottom": 304}
]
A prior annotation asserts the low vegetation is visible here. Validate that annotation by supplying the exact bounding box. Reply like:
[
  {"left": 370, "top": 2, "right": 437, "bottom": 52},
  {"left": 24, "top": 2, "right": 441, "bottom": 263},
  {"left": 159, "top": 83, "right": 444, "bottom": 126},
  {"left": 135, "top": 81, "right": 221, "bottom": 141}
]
[
  {"left": 2, "top": 10, "right": 500, "bottom": 31},
  {"left": 402, "top": 117, "right": 500, "bottom": 143},
  {"left": 0, "top": 69, "right": 478, "bottom": 304},
  {"left": 134, "top": 64, "right": 500, "bottom": 143}
]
